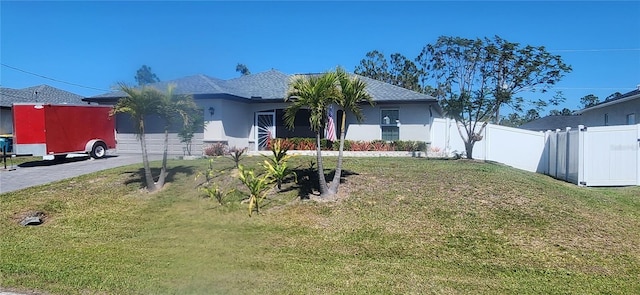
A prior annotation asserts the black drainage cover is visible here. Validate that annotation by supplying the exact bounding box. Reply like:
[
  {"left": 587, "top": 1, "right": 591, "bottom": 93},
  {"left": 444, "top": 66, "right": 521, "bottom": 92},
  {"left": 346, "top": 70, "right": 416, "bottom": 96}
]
[
  {"left": 20, "top": 216, "right": 42, "bottom": 226},
  {"left": 19, "top": 211, "right": 46, "bottom": 226}
]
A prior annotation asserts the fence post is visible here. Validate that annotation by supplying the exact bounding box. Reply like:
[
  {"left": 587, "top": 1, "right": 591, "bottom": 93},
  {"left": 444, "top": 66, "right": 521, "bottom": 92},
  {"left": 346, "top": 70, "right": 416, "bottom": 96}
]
[
  {"left": 444, "top": 118, "right": 450, "bottom": 156},
  {"left": 483, "top": 123, "right": 489, "bottom": 161},
  {"left": 543, "top": 130, "right": 550, "bottom": 175},
  {"left": 578, "top": 125, "right": 586, "bottom": 187},
  {"left": 565, "top": 127, "right": 572, "bottom": 182},
  {"left": 553, "top": 129, "right": 560, "bottom": 179},
  {"left": 637, "top": 124, "right": 640, "bottom": 186}
]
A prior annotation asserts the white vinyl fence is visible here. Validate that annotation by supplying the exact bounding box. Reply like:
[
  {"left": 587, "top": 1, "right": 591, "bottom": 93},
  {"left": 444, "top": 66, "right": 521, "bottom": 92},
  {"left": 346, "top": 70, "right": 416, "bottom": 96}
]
[
  {"left": 430, "top": 118, "right": 548, "bottom": 173},
  {"left": 430, "top": 118, "right": 640, "bottom": 186},
  {"left": 548, "top": 125, "right": 640, "bottom": 186}
]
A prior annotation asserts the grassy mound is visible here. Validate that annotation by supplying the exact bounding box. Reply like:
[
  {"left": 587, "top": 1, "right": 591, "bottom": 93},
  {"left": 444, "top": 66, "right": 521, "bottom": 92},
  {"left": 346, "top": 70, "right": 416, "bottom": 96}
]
[{"left": 1, "top": 156, "right": 639, "bottom": 294}]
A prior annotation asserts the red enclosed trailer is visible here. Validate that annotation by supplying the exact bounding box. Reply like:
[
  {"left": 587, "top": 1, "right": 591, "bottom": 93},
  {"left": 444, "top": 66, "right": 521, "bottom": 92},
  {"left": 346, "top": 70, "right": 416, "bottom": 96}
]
[{"left": 12, "top": 103, "right": 116, "bottom": 159}]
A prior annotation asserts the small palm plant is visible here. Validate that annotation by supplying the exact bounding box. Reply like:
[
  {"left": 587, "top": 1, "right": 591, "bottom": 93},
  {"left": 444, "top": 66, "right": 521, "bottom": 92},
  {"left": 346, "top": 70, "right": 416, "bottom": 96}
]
[
  {"left": 201, "top": 183, "right": 233, "bottom": 205},
  {"left": 263, "top": 159, "right": 297, "bottom": 190},
  {"left": 194, "top": 159, "right": 218, "bottom": 183},
  {"left": 238, "top": 165, "right": 274, "bottom": 216},
  {"left": 195, "top": 158, "right": 232, "bottom": 205},
  {"left": 263, "top": 138, "right": 297, "bottom": 190},
  {"left": 268, "top": 138, "right": 293, "bottom": 164}
]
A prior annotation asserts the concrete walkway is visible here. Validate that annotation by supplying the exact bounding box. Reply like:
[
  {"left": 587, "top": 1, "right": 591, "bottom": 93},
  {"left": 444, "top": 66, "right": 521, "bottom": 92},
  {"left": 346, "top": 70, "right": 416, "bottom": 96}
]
[{"left": 0, "top": 153, "right": 164, "bottom": 194}]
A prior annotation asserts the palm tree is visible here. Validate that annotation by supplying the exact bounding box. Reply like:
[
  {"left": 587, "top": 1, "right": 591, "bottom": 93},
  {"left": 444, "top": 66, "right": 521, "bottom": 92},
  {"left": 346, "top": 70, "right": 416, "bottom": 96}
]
[
  {"left": 112, "top": 84, "right": 163, "bottom": 192},
  {"left": 284, "top": 71, "right": 341, "bottom": 198},
  {"left": 154, "top": 84, "right": 203, "bottom": 188},
  {"left": 329, "top": 67, "right": 374, "bottom": 194},
  {"left": 113, "top": 84, "right": 202, "bottom": 192}
]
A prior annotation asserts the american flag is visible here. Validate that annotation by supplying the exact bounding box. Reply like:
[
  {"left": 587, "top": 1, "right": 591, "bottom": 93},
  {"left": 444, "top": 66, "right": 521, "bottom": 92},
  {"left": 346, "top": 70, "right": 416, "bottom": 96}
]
[{"left": 325, "top": 105, "right": 337, "bottom": 142}]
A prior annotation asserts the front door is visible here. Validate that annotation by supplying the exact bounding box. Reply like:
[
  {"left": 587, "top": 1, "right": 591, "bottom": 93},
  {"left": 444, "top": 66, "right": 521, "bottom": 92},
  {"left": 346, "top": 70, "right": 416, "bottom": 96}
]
[{"left": 255, "top": 112, "right": 275, "bottom": 151}]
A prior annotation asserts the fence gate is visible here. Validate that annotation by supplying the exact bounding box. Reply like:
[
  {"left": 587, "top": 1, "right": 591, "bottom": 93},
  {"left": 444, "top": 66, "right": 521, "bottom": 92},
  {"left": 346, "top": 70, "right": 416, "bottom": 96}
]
[{"left": 582, "top": 125, "right": 640, "bottom": 186}]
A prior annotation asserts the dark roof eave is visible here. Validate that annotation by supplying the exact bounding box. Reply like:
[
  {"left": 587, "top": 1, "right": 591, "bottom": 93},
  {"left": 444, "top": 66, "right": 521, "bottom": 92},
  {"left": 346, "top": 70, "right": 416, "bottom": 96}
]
[
  {"left": 83, "top": 96, "right": 123, "bottom": 104},
  {"left": 374, "top": 99, "right": 438, "bottom": 104}
]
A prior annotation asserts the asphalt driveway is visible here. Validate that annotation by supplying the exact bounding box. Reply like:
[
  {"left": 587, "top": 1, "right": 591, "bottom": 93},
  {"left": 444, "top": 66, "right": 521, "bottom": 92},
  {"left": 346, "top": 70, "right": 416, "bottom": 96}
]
[{"left": 0, "top": 153, "right": 163, "bottom": 194}]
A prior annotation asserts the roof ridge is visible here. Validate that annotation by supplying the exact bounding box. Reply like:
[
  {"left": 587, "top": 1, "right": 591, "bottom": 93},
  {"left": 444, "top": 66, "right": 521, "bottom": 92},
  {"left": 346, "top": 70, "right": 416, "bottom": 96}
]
[{"left": 197, "top": 74, "right": 225, "bottom": 92}]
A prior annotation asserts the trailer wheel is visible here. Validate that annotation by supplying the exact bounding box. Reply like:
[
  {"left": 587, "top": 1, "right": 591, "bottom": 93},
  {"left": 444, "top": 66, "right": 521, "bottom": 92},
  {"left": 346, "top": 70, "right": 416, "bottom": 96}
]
[{"left": 90, "top": 142, "right": 107, "bottom": 159}]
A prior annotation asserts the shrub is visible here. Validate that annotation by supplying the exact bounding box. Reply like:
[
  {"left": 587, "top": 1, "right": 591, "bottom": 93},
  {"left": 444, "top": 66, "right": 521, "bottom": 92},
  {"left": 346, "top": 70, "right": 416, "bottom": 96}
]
[
  {"left": 263, "top": 138, "right": 297, "bottom": 190},
  {"left": 268, "top": 138, "right": 295, "bottom": 152},
  {"left": 295, "top": 138, "right": 316, "bottom": 150},
  {"left": 393, "top": 140, "right": 427, "bottom": 152},
  {"left": 204, "top": 143, "right": 228, "bottom": 156},
  {"left": 238, "top": 165, "right": 274, "bottom": 216},
  {"left": 229, "top": 146, "right": 247, "bottom": 168},
  {"left": 195, "top": 158, "right": 234, "bottom": 205},
  {"left": 319, "top": 139, "right": 336, "bottom": 150},
  {"left": 350, "top": 141, "right": 371, "bottom": 151},
  {"left": 201, "top": 183, "right": 234, "bottom": 205},
  {"left": 371, "top": 140, "right": 393, "bottom": 151},
  {"left": 268, "top": 139, "right": 291, "bottom": 164},
  {"left": 332, "top": 139, "right": 351, "bottom": 151}
]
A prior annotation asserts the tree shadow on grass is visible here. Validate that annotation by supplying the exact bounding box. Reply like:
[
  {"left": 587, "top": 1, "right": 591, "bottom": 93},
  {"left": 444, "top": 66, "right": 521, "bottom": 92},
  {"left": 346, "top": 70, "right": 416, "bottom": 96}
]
[
  {"left": 287, "top": 165, "right": 359, "bottom": 200},
  {"left": 123, "top": 165, "right": 195, "bottom": 189}
]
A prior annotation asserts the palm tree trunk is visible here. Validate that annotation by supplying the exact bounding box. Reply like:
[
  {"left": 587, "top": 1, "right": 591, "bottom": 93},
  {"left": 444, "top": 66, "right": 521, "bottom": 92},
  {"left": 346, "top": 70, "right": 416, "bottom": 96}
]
[
  {"left": 315, "top": 132, "right": 330, "bottom": 197},
  {"left": 138, "top": 122, "right": 157, "bottom": 192},
  {"left": 156, "top": 128, "right": 169, "bottom": 188},
  {"left": 329, "top": 113, "right": 347, "bottom": 194}
]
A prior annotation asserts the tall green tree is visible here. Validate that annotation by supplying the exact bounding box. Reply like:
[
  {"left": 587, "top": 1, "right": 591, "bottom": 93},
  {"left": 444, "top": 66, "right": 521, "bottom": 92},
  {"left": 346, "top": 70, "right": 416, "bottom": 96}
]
[
  {"left": 416, "top": 36, "right": 572, "bottom": 158},
  {"left": 329, "top": 67, "right": 374, "bottom": 194},
  {"left": 112, "top": 84, "right": 163, "bottom": 191},
  {"left": 236, "top": 63, "right": 251, "bottom": 76},
  {"left": 605, "top": 92, "right": 622, "bottom": 101},
  {"left": 579, "top": 94, "right": 600, "bottom": 109},
  {"left": 135, "top": 65, "right": 160, "bottom": 85},
  {"left": 548, "top": 108, "right": 573, "bottom": 116},
  {"left": 354, "top": 50, "right": 389, "bottom": 82},
  {"left": 284, "top": 71, "right": 341, "bottom": 198},
  {"left": 500, "top": 109, "right": 541, "bottom": 127},
  {"left": 354, "top": 50, "right": 423, "bottom": 92},
  {"left": 482, "top": 36, "right": 572, "bottom": 121}
]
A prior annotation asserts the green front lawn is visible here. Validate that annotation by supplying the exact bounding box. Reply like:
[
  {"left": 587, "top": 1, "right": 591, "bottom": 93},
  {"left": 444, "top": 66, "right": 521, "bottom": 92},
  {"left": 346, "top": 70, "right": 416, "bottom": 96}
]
[{"left": 1, "top": 156, "right": 639, "bottom": 294}]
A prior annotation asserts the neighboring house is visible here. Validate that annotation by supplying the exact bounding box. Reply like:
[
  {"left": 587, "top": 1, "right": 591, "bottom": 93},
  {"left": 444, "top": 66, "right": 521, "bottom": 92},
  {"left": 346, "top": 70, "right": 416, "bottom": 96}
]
[
  {"left": 519, "top": 115, "right": 585, "bottom": 132},
  {"left": 519, "top": 86, "right": 640, "bottom": 132},
  {"left": 0, "top": 85, "right": 86, "bottom": 134},
  {"left": 574, "top": 86, "right": 639, "bottom": 126},
  {"left": 85, "top": 69, "right": 443, "bottom": 154}
]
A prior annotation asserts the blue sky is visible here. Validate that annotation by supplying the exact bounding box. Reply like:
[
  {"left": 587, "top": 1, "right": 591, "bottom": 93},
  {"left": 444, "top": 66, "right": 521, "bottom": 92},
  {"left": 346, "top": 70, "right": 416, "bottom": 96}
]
[{"left": 1, "top": 1, "right": 639, "bottom": 114}]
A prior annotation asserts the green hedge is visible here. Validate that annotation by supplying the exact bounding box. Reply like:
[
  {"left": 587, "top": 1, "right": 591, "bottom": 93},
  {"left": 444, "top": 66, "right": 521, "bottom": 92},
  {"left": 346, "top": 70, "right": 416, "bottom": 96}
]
[{"left": 275, "top": 138, "right": 426, "bottom": 152}]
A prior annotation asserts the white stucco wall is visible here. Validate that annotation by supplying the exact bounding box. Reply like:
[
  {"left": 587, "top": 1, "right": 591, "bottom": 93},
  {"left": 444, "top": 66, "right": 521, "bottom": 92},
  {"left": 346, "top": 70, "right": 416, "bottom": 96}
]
[
  {"left": 201, "top": 99, "right": 253, "bottom": 149},
  {"left": 116, "top": 132, "right": 204, "bottom": 155},
  {"left": 197, "top": 99, "right": 438, "bottom": 150},
  {"left": 345, "top": 103, "right": 434, "bottom": 143},
  {"left": 578, "top": 98, "right": 639, "bottom": 127}
]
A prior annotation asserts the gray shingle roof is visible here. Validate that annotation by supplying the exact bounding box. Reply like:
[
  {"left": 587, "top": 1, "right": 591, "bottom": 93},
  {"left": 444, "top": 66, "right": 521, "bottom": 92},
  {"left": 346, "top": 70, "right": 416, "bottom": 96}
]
[
  {"left": 86, "top": 69, "right": 437, "bottom": 103},
  {"left": 519, "top": 115, "right": 585, "bottom": 132},
  {"left": 575, "top": 87, "right": 640, "bottom": 114},
  {"left": 356, "top": 75, "right": 433, "bottom": 102},
  {"left": 221, "top": 70, "right": 290, "bottom": 99},
  {"left": 0, "top": 85, "right": 85, "bottom": 107}
]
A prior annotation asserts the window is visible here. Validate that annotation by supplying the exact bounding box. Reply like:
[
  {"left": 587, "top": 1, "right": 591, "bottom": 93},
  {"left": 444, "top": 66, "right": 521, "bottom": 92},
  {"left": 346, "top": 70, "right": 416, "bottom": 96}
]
[
  {"left": 381, "top": 109, "right": 399, "bottom": 125},
  {"left": 381, "top": 109, "right": 399, "bottom": 141},
  {"left": 628, "top": 113, "right": 636, "bottom": 125},
  {"left": 604, "top": 113, "right": 609, "bottom": 126}
]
